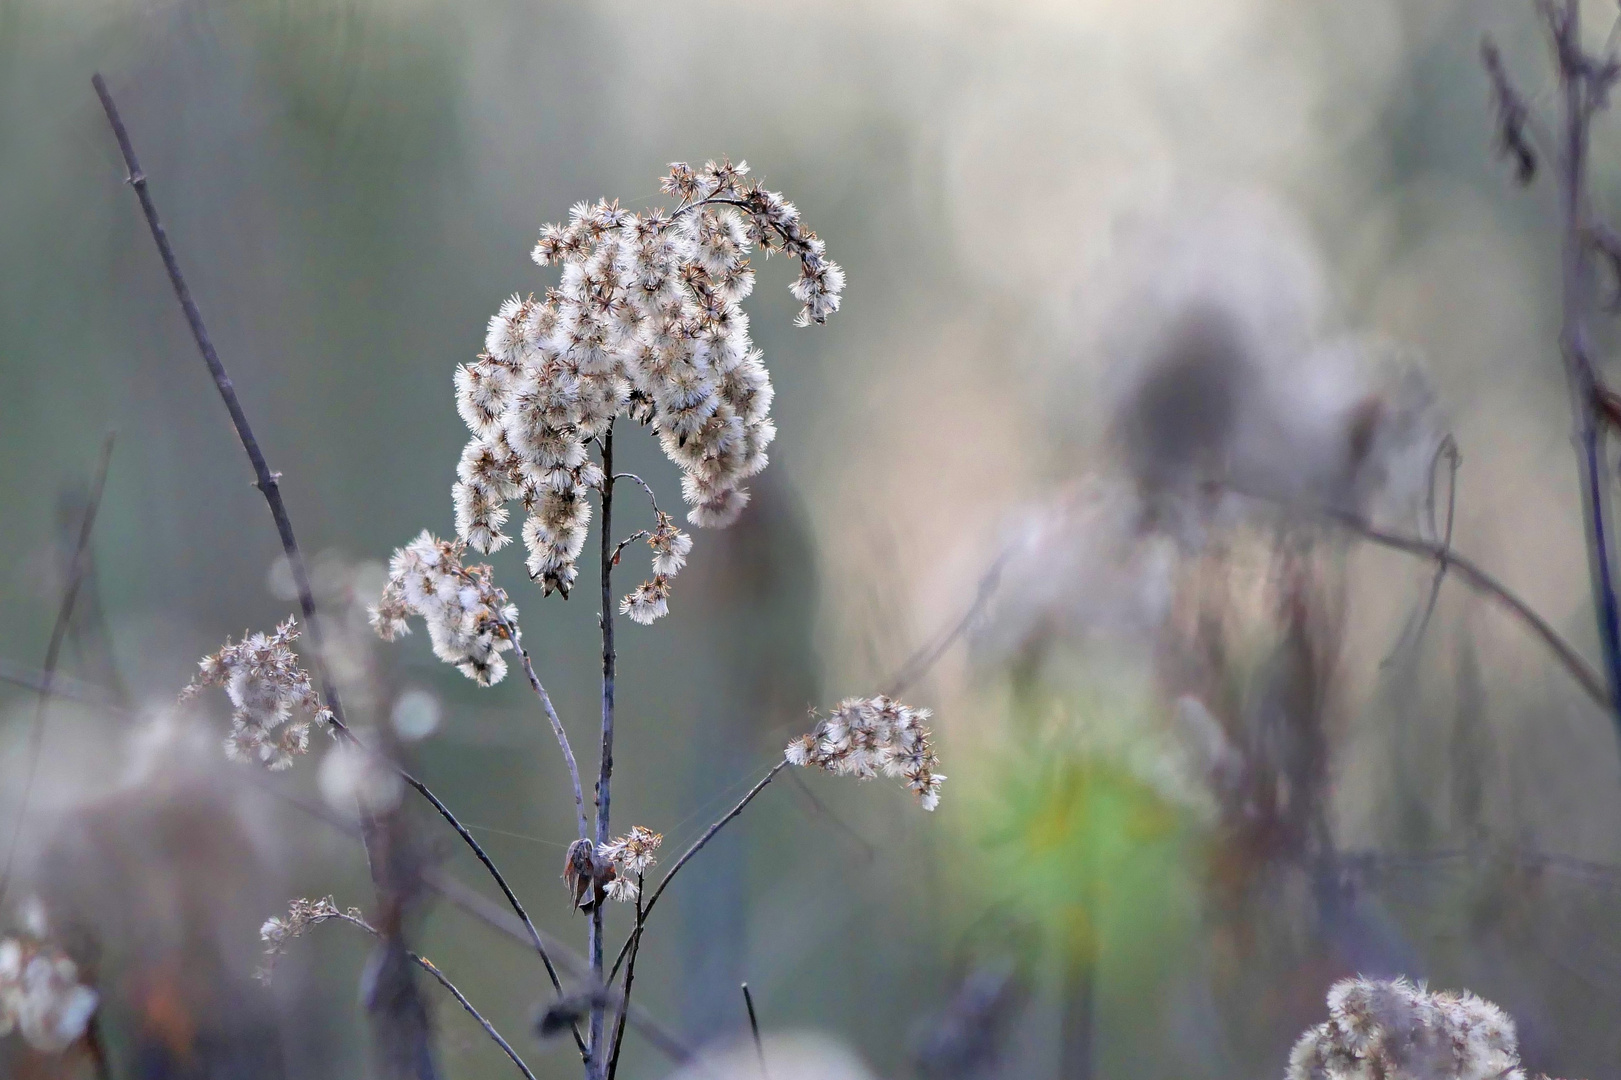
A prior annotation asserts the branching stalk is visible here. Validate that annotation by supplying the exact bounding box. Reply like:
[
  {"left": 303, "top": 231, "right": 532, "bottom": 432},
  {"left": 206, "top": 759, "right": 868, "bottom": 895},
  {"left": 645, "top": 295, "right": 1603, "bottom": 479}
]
[
  {"left": 1547, "top": 0, "right": 1621, "bottom": 719},
  {"left": 591, "top": 422, "right": 618, "bottom": 1077},
  {"left": 609, "top": 760, "right": 787, "bottom": 986},
  {"left": 319, "top": 910, "right": 539, "bottom": 1080}
]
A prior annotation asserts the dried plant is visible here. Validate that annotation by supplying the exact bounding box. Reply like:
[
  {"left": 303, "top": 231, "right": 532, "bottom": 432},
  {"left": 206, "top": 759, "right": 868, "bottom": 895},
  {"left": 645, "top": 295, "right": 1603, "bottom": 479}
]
[
  {"left": 0, "top": 932, "right": 98, "bottom": 1055},
  {"left": 1286, "top": 977, "right": 1538, "bottom": 1080},
  {"left": 77, "top": 74, "right": 936, "bottom": 1080}
]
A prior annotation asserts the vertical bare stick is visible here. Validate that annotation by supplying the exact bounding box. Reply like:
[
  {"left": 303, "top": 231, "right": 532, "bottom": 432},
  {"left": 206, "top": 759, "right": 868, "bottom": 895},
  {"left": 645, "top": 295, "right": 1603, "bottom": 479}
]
[
  {"left": 0, "top": 434, "right": 113, "bottom": 905},
  {"left": 1542, "top": 1, "right": 1621, "bottom": 715},
  {"left": 590, "top": 423, "right": 618, "bottom": 1077},
  {"left": 742, "top": 983, "right": 769, "bottom": 1080}
]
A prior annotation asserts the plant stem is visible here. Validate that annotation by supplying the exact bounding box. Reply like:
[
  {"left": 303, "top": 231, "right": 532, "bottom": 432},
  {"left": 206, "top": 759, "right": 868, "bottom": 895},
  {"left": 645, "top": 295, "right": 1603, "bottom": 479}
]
[
  {"left": 742, "top": 983, "right": 768, "bottom": 1080},
  {"left": 414, "top": 955, "right": 539, "bottom": 1080},
  {"left": 1229, "top": 485, "right": 1610, "bottom": 709},
  {"left": 609, "top": 760, "right": 787, "bottom": 985},
  {"left": 92, "top": 73, "right": 352, "bottom": 742},
  {"left": 504, "top": 616, "right": 590, "bottom": 841},
  {"left": 604, "top": 879, "right": 644, "bottom": 1080},
  {"left": 1547, "top": 0, "right": 1621, "bottom": 719},
  {"left": 591, "top": 422, "right": 617, "bottom": 1078},
  {"left": 324, "top": 912, "right": 539, "bottom": 1080},
  {"left": 0, "top": 434, "right": 113, "bottom": 906}
]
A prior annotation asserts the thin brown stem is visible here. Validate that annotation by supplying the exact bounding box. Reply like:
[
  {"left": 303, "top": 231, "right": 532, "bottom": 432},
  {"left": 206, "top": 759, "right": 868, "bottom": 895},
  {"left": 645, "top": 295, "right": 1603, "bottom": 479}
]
[
  {"left": 316, "top": 911, "right": 539, "bottom": 1080},
  {"left": 501, "top": 614, "right": 590, "bottom": 841},
  {"left": 608, "top": 760, "right": 787, "bottom": 985},
  {"left": 1232, "top": 485, "right": 1608, "bottom": 709},
  {"left": 229, "top": 764, "right": 676, "bottom": 1061},
  {"left": 92, "top": 73, "right": 352, "bottom": 739},
  {"left": 0, "top": 433, "right": 113, "bottom": 906},
  {"left": 413, "top": 955, "right": 538, "bottom": 1080},
  {"left": 604, "top": 877, "right": 644, "bottom": 1080},
  {"left": 611, "top": 530, "right": 652, "bottom": 568},
  {"left": 591, "top": 422, "right": 618, "bottom": 1077},
  {"left": 742, "top": 983, "right": 768, "bottom": 1080},
  {"left": 421, "top": 868, "right": 693, "bottom": 1063},
  {"left": 612, "top": 472, "right": 661, "bottom": 514}
]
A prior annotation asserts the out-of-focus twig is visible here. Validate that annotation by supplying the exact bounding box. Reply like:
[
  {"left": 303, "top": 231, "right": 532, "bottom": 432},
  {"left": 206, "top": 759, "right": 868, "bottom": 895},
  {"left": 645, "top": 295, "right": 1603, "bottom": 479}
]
[
  {"left": 0, "top": 661, "right": 127, "bottom": 714},
  {"left": 1381, "top": 435, "right": 1460, "bottom": 669},
  {"left": 885, "top": 544, "right": 1014, "bottom": 698},
  {"left": 1232, "top": 484, "right": 1608, "bottom": 709},
  {"left": 312, "top": 907, "right": 538, "bottom": 1080},
  {"left": 0, "top": 433, "right": 113, "bottom": 907},
  {"left": 742, "top": 983, "right": 769, "bottom": 1080}
]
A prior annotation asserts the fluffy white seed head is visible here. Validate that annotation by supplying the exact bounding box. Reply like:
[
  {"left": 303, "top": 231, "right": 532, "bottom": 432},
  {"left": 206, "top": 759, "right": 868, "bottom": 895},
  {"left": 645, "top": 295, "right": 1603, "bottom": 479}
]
[
  {"left": 370, "top": 531, "right": 518, "bottom": 686},
  {"left": 0, "top": 934, "right": 98, "bottom": 1053},
  {"left": 181, "top": 617, "right": 331, "bottom": 770},
  {"left": 786, "top": 696, "right": 945, "bottom": 810},
  {"left": 1287, "top": 977, "right": 1527, "bottom": 1080},
  {"left": 451, "top": 159, "right": 843, "bottom": 592}
]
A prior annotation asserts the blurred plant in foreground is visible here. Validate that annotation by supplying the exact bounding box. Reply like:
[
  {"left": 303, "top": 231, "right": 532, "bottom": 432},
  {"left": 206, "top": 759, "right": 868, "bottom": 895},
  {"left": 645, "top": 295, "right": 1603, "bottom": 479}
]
[{"left": 1286, "top": 976, "right": 1571, "bottom": 1080}]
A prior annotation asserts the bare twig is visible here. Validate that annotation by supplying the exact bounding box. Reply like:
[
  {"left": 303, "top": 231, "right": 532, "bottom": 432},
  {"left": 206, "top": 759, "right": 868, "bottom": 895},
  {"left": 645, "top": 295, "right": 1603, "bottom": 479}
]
[
  {"left": 604, "top": 877, "right": 645, "bottom": 1080},
  {"left": 0, "top": 661, "right": 127, "bottom": 714},
  {"left": 1545, "top": 0, "right": 1621, "bottom": 717},
  {"left": 227, "top": 764, "right": 687, "bottom": 1061},
  {"left": 414, "top": 955, "right": 538, "bottom": 1080},
  {"left": 391, "top": 759, "right": 575, "bottom": 1003},
  {"left": 92, "top": 74, "right": 578, "bottom": 1067},
  {"left": 1483, "top": 37, "right": 1542, "bottom": 183},
  {"left": 1381, "top": 435, "right": 1460, "bottom": 669},
  {"left": 422, "top": 869, "right": 694, "bottom": 1063},
  {"left": 499, "top": 612, "right": 590, "bottom": 842},
  {"left": 0, "top": 433, "right": 113, "bottom": 906},
  {"left": 611, "top": 531, "right": 652, "bottom": 568},
  {"left": 591, "top": 422, "right": 618, "bottom": 1077},
  {"left": 93, "top": 73, "right": 354, "bottom": 738},
  {"left": 316, "top": 910, "right": 539, "bottom": 1080},
  {"left": 885, "top": 544, "right": 1014, "bottom": 697},
  {"left": 612, "top": 472, "right": 661, "bottom": 514},
  {"left": 1234, "top": 486, "right": 1608, "bottom": 709},
  {"left": 609, "top": 760, "right": 788, "bottom": 985},
  {"left": 742, "top": 983, "right": 769, "bottom": 1080}
]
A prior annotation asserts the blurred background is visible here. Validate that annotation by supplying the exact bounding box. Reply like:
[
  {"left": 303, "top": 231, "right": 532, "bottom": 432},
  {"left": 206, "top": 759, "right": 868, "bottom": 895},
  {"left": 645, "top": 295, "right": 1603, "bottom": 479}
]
[{"left": 5, "top": 0, "right": 1621, "bottom": 1077}]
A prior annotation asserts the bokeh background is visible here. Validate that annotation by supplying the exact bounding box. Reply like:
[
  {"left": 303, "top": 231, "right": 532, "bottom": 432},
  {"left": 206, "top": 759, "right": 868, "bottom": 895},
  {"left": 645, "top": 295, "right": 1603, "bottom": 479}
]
[{"left": 5, "top": 1, "right": 1621, "bottom": 1077}]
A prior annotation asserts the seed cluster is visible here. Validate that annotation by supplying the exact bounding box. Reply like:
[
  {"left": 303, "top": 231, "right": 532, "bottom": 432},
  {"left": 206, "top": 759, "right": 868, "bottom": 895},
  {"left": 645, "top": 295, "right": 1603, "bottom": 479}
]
[
  {"left": 452, "top": 159, "right": 844, "bottom": 597},
  {"left": 787, "top": 695, "right": 945, "bottom": 810},
  {"left": 182, "top": 617, "right": 331, "bottom": 770}
]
